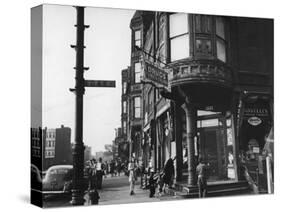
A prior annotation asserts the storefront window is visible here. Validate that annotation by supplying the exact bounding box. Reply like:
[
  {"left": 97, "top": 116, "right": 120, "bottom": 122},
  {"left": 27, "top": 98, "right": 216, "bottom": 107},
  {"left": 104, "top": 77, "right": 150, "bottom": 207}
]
[{"left": 169, "top": 13, "right": 190, "bottom": 61}]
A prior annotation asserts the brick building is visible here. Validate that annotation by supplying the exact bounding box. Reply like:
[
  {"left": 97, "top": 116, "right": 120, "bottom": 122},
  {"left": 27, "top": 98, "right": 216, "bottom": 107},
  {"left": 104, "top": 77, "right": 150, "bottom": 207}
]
[{"left": 123, "top": 11, "right": 273, "bottom": 192}]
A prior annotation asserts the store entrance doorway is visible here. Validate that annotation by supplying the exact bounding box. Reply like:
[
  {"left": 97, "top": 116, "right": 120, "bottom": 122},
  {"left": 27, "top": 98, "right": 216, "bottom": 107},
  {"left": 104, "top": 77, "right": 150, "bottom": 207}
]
[{"left": 198, "top": 126, "right": 227, "bottom": 181}]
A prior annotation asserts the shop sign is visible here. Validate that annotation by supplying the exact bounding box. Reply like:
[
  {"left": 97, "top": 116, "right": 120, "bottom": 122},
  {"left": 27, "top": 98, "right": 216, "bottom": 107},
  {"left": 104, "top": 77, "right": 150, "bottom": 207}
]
[
  {"left": 244, "top": 108, "right": 269, "bottom": 117},
  {"left": 144, "top": 62, "right": 168, "bottom": 86},
  {"left": 253, "top": 147, "right": 260, "bottom": 153},
  {"left": 248, "top": 116, "right": 262, "bottom": 126}
]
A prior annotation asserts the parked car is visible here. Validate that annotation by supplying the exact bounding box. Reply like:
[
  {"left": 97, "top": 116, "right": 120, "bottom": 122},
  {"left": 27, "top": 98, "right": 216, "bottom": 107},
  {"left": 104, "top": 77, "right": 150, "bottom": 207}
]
[
  {"left": 43, "top": 165, "right": 73, "bottom": 196},
  {"left": 31, "top": 164, "right": 42, "bottom": 191}
]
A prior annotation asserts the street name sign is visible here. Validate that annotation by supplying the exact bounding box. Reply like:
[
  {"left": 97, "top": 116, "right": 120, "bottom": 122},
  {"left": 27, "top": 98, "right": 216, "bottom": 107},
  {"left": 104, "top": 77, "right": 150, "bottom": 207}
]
[{"left": 84, "top": 80, "right": 116, "bottom": 87}]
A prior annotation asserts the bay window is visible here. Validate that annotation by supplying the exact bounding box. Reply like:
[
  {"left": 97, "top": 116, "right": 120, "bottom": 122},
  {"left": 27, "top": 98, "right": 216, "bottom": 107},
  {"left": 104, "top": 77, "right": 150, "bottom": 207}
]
[
  {"left": 216, "top": 17, "right": 226, "bottom": 62},
  {"left": 123, "top": 120, "right": 127, "bottom": 134},
  {"left": 134, "top": 96, "right": 141, "bottom": 118},
  {"left": 122, "top": 82, "right": 127, "bottom": 94},
  {"left": 134, "top": 30, "right": 141, "bottom": 48},
  {"left": 169, "top": 13, "right": 189, "bottom": 61},
  {"left": 134, "top": 62, "right": 141, "bottom": 83},
  {"left": 123, "top": 101, "right": 127, "bottom": 113}
]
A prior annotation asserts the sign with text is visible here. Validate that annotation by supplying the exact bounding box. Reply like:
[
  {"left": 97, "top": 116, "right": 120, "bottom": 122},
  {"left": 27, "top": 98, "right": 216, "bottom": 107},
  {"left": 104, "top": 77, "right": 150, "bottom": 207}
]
[
  {"left": 84, "top": 80, "right": 116, "bottom": 87},
  {"left": 144, "top": 62, "right": 168, "bottom": 86}
]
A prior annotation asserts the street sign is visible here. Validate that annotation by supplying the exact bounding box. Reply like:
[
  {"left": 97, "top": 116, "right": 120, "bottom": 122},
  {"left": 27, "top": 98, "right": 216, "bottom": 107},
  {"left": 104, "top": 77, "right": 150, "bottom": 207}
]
[
  {"left": 144, "top": 62, "right": 168, "bottom": 86},
  {"left": 84, "top": 80, "right": 116, "bottom": 87}
]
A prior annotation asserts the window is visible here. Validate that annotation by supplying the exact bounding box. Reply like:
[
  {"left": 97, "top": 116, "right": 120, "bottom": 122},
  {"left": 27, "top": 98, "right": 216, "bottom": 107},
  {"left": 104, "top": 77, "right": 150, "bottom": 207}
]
[
  {"left": 134, "top": 62, "right": 141, "bottom": 83},
  {"left": 134, "top": 30, "right": 141, "bottom": 48},
  {"left": 123, "top": 121, "right": 127, "bottom": 134},
  {"left": 122, "top": 82, "right": 127, "bottom": 94},
  {"left": 216, "top": 17, "right": 226, "bottom": 62},
  {"left": 148, "top": 89, "right": 154, "bottom": 113},
  {"left": 169, "top": 13, "right": 189, "bottom": 61},
  {"left": 134, "top": 97, "right": 141, "bottom": 118},
  {"left": 123, "top": 101, "right": 127, "bottom": 113}
]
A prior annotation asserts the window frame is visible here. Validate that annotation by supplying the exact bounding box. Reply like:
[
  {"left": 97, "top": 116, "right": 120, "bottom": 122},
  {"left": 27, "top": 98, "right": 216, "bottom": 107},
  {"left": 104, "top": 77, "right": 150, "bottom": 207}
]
[
  {"left": 133, "top": 96, "right": 141, "bottom": 118},
  {"left": 134, "top": 29, "right": 141, "bottom": 48},
  {"left": 123, "top": 100, "right": 127, "bottom": 113},
  {"left": 122, "top": 81, "right": 127, "bottom": 94},
  {"left": 215, "top": 17, "right": 227, "bottom": 62},
  {"left": 134, "top": 62, "right": 141, "bottom": 83},
  {"left": 169, "top": 13, "right": 190, "bottom": 62}
]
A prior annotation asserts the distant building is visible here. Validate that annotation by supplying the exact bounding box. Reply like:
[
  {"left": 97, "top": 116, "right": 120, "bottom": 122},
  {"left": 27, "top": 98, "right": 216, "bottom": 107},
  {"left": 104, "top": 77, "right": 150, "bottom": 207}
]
[
  {"left": 32, "top": 125, "right": 72, "bottom": 171},
  {"left": 43, "top": 128, "right": 56, "bottom": 170},
  {"left": 54, "top": 125, "right": 72, "bottom": 165},
  {"left": 95, "top": 150, "right": 113, "bottom": 162},
  {"left": 31, "top": 127, "right": 42, "bottom": 170},
  {"left": 84, "top": 145, "right": 92, "bottom": 162},
  {"left": 95, "top": 151, "right": 103, "bottom": 160},
  {"left": 113, "top": 127, "right": 129, "bottom": 161}
]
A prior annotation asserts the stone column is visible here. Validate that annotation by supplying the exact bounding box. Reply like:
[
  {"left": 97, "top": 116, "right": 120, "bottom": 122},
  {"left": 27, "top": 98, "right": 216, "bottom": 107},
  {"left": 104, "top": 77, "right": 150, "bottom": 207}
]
[
  {"left": 174, "top": 102, "right": 183, "bottom": 182},
  {"left": 181, "top": 103, "right": 197, "bottom": 186}
]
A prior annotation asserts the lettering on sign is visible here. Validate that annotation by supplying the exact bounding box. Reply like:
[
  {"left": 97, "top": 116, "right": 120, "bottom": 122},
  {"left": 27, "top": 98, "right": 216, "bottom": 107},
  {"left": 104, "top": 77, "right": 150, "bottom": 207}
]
[
  {"left": 248, "top": 116, "right": 262, "bottom": 126},
  {"left": 253, "top": 147, "right": 260, "bottom": 153},
  {"left": 244, "top": 108, "right": 269, "bottom": 117},
  {"left": 84, "top": 80, "right": 116, "bottom": 87},
  {"left": 144, "top": 62, "right": 168, "bottom": 86}
]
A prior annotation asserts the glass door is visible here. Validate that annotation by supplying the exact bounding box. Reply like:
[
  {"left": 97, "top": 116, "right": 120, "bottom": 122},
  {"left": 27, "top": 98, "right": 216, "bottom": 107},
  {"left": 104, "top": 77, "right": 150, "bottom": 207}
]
[{"left": 198, "top": 118, "right": 228, "bottom": 181}]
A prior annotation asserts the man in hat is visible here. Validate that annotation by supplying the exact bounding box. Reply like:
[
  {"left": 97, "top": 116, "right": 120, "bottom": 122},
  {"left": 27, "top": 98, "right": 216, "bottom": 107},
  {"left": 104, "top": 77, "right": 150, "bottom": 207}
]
[{"left": 196, "top": 157, "right": 208, "bottom": 198}]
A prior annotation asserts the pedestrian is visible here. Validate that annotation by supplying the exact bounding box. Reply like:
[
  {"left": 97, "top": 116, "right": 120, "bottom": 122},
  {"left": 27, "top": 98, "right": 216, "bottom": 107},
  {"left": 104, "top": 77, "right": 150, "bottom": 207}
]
[
  {"left": 117, "top": 160, "right": 122, "bottom": 176},
  {"left": 162, "top": 158, "right": 175, "bottom": 192},
  {"left": 90, "top": 158, "right": 97, "bottom": 189},
  {"left": 110, "top": 160, "right": 115, "bottom": 177},
  {"left": 196, "top": 157, "right": 208, "bottom": 198},
  {"left": 148, "top": 169, "right": 157, "bottom": 198},
  {"left": 114, "top": 160, "right": 118, "bottom": 176},
  {"left": 88, "top": 188, "right": 100, "bottom": 205},
  {"left": 103, "top": 161, "right": 108, "bottom": 178},
  {"left": 139, "top": 161, "right": 145, "bottom": 189},
  {"left": 128, "top": 158, "right": 137, "bottom": 195},
  {"left": 96, "top": 157, "right": 104, "bottom": 189}
]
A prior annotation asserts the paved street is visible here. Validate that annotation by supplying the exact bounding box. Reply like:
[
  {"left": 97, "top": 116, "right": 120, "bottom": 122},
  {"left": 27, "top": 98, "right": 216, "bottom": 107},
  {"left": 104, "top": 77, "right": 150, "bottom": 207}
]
[{"left": 44, "top": 174, "right": 179, "bottom": 208}]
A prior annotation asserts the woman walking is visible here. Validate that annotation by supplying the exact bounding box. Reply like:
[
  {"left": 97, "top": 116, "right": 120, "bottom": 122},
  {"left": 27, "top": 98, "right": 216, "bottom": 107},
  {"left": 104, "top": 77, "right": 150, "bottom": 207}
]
[
  {"left": 162, "top": 158, "right": 175, "bottom": 192},
  {"left": 128, "top": 158, "right": 137, "bottom": 195}
]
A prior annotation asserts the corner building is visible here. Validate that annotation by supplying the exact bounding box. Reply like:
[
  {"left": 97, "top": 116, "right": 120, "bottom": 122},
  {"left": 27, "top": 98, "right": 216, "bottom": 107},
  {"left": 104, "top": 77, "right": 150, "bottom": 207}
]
[{"left": 127, "top": 11, "right": 273, "bottom": 189}]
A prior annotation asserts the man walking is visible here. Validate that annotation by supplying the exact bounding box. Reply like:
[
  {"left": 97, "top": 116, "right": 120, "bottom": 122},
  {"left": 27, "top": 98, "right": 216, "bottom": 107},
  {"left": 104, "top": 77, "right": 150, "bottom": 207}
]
[
  {"left": 196, "top": 158, "right": 208, "bottom": 198},
  {"left": 96, "top": 157, "right": 104, "bottom": 189}
]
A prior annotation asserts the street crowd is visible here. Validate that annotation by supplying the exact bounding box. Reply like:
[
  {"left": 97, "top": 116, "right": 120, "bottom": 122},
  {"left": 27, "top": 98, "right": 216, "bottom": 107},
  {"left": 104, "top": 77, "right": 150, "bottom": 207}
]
[{"left": 84, "top": 156, "right": 209, "bottom": 204}]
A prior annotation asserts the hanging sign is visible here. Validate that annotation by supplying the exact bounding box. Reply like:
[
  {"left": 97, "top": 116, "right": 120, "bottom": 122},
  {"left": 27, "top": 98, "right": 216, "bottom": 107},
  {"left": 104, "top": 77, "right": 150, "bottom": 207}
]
[
  {"left": 248, "top": 116, "right": 262, "bottom": 126},
  {"left": 144, "top": 62, "right": 168, "bottom": 86}
]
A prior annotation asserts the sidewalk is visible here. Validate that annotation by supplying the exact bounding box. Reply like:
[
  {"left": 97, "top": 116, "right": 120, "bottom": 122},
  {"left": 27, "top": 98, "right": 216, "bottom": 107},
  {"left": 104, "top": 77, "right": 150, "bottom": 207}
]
[{"left": 84, "top": 175, "right": 178, "bottom": 206}]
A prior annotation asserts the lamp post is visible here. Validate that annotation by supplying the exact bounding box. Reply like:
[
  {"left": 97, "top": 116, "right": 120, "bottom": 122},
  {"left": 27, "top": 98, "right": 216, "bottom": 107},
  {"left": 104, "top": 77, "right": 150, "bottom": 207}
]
[
  {"left": 70, "top": 6, "right": 88, "bottom": 206},
  {"left": 70, "top": 6, "right": 115, "bottom": 205}
]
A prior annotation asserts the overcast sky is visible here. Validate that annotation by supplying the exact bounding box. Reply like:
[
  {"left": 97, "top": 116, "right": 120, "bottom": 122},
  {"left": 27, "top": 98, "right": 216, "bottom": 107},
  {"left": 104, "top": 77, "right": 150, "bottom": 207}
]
[{"left": 42, "top": 4, "right": 134, "bottom": 154}]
